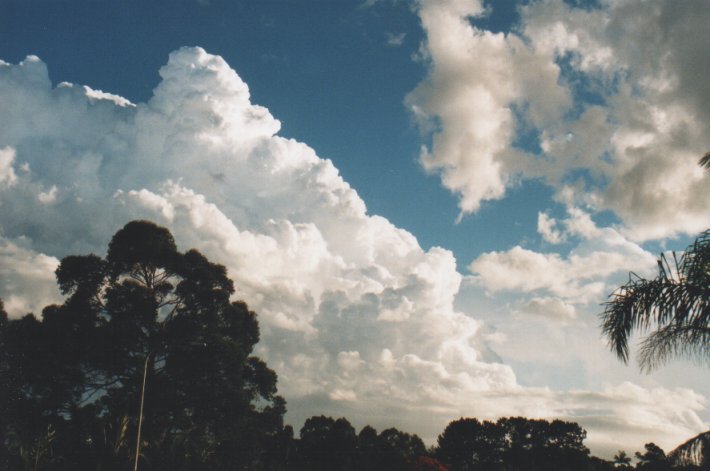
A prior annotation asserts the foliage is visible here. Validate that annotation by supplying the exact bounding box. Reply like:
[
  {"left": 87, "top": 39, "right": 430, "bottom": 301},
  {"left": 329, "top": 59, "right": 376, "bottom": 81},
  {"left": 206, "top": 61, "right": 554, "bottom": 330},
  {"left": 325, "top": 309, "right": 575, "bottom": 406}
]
[
  {"left": 435, "top": 417, "right": 591, "bottom": 471},
  {"left": 667, "top": 431, "right": 710, "bottom": 469},
  {"left": 601, "top": 229, "right": 710, "bottom": 371},
  {"left": 614, "top": 450, "right": 633, "bottom": 468},
  {"left": 1, "top": 220, "right": 286, "bottom": 470},
  {"left": 285, "top": 416, "right": 427, "bottom": 471},
  {"left": 636, "top": 442, "right": 667, "bottom": 469},
  {"left": 699, "top": 152, "right": 710, "bottom": 170}
]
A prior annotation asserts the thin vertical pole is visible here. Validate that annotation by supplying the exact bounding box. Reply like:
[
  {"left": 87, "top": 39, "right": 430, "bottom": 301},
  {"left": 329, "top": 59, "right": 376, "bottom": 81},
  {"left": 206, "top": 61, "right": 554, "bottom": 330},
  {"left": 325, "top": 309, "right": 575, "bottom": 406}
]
[{"left": 134, "top": 352, "right": 151, "bottom": 471}]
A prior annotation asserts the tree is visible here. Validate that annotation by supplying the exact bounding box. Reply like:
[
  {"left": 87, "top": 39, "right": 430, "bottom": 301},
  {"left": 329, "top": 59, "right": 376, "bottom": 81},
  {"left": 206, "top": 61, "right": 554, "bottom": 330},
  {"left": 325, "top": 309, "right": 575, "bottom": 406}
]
[
  {"left": 290, "top": 416, "right": 358, "bottom": 471},
  {"left": 434, "top": 417, "right": 592, "bottom": 471},
  {"left": 1, "top": 220, "right": 286, "bottom": 470},
  {"left": 369, "top": 427, "right": 427, "bottom": 471},
  {"left": 287, "top": 420, "right": 428, "bottom": 471},
  {"left": 612, "top": 450, "right": 632, "bottom": 468},
  {"left": 635, "top": 442, "right": 668, "bottom": 470},
  {"left": 497, "top": 417, "right": 589, "bottom": 471},
  {"left": 667, "top": 431, "right": 710, "bottom": 469},
  {"left": 601, "top": 229, "right": 710, "bottom": 371},
  {"left": 435, "top": 417, "right": 506, "bottom": 471}
]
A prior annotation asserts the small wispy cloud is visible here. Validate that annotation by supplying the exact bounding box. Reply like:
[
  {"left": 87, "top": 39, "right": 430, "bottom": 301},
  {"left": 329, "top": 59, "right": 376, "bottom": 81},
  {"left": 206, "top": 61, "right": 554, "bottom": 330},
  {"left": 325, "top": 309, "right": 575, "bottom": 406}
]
[{"left": 386, "top": 32, "right": 406, "bottom": 47}]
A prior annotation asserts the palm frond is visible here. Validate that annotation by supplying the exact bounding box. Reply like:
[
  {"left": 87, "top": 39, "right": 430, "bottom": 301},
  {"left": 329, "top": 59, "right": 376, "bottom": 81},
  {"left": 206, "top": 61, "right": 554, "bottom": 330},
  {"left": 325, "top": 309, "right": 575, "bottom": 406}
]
[
  {"left": 668, "top": 431, "right": 710, "bottom": 467},
  {"left": 680, "top": 229, "right": 710, "bottom": 283},
  {"left": 601, "top": 229, "right": 710, "bottom": 370},
  {"left": 638, "top": 324, "right": 710, "bottom": 372},
  {"left": 699, "top": 151, "right": 710, "bottom": 170}
]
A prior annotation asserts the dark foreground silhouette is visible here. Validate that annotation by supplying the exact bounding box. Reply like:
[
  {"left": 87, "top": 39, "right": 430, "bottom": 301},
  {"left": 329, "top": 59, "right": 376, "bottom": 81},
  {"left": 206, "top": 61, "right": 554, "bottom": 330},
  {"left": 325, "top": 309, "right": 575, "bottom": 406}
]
[{"left": 0, "top": 221, "right": 706, "bottom": 470}]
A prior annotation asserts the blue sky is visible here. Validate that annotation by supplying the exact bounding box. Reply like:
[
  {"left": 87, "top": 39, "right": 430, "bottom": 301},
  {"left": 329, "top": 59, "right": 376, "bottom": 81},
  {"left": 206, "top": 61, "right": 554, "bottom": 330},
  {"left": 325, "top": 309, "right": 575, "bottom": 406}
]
[
  {"left": 2, "top": 0, "right": 710, "bottom": 458},
  {"left": 0, "top": 0, "right": 548, "bottom": 265}
]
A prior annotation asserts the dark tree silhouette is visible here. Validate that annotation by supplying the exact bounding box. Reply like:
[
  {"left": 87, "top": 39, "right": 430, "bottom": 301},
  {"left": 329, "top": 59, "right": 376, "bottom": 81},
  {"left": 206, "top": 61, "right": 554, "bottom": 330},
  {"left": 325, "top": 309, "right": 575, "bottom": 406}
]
[
  {"left": 613, "top": 450, "right": 632, "bottom": 469},
  {"left": 498, "top": 417, "right": 589, "bottom": 470},
  {"left": 601, "top": 229, "right": 710, "bottom": 371},
  {"left": 290, "top": 416, "right": 358, "bottom": 471},
  {"left": 435, "top": 417, "right": 590, "bottom": 471},
  {"left": 635, "top": 442, "right": 668, "bottom": 470},
  {"left": 286, "top": 417, "right": 429, "bottom": 471},
  {"left": 1, "top": 220, "right": 286, "bottom": 470},
  {"left": 667, "top": 431, "right": 710, "bottom": 469},
  {"left": 369, "top": 427, "right": 427, "bottom": 470},
  {"left": 436, "top": 418, "right": 505, "bottom": 470}
]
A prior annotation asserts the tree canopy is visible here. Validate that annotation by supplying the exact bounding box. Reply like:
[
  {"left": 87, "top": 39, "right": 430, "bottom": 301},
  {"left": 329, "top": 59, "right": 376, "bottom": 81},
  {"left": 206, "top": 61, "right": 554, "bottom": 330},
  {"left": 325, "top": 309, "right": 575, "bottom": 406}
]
[
  {"left": 435, "top": 417, "right": 590, "bottom": 471},
  {"left": 1, "top": 220, "right": 285, "bottom": 470},
  {"left": 286, "top": 416, "right": 428, "bottom": 471}
]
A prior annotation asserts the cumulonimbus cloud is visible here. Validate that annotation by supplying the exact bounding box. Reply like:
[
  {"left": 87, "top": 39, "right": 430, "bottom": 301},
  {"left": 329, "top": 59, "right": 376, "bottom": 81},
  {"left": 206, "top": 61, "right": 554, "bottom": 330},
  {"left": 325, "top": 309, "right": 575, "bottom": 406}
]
[{"left": 0, "top": 47, "right": 705, "bottom": 456}]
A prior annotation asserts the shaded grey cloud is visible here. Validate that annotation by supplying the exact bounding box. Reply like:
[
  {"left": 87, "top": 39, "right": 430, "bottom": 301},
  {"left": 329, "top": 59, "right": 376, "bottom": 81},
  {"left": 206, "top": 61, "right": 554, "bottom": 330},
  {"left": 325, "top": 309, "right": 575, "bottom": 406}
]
[{"left": 409, "top": 0, "right": 710, "bottom": 240}]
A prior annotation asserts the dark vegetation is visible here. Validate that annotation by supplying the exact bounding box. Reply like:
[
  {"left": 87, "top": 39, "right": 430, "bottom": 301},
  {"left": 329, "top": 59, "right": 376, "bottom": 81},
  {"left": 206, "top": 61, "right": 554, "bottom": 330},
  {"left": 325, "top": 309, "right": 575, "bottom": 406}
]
[
  {"left": 601, "top": 229, "right": 710, "bottom": 371},
  {"left": 0, "top": 220, "right": 707, "bottom": 470}
]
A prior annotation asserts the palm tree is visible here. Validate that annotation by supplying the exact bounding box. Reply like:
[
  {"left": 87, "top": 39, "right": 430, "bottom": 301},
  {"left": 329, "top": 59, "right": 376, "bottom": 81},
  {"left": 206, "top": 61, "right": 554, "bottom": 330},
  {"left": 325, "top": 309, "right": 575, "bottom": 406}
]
[
  {"left": 613, "top": 450, "right": 632, "bottom": 468},
  {"left": 667, "top": 431, "right": 710, "bottom": 468},
  {"left": 601, "top": 229, "right": 710, "bottom": 371}
]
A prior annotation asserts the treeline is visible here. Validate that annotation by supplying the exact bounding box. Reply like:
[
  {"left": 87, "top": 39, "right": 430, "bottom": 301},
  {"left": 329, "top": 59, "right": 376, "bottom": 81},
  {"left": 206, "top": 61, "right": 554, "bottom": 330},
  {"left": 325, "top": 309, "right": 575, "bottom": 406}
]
[
  {"left": 273, "top": 416, "right": 702, "bottom": 471},
  {"left": 0, "top": 221, "right": 705, "bottom": 470}
]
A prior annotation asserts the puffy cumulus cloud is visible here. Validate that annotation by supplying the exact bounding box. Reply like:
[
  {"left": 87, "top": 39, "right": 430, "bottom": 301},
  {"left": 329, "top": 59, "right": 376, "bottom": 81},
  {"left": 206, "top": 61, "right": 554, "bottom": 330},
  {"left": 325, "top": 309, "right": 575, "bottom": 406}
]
[
  {"left": 407, "top": 0, "right": 569, "bottom": 214},
  {"left": 470, "top": 209, "right": 656, "bottom": 304},
  {"left": 409, "top": 0, "right": 710, "bottom": 239},
  {"left": 537, "top": 211, "right": 564, "bottom": 244},
  {"left": 0, "top": 48, "right": 705, "bottom": 457},
  {"left": 0, "top": 46, "right": 498, "bottom": 433},
  {"left": 0, "top": 237, "right": 61, "bottom": 317},
  {"left": 0, "top": 146, "right": 18, "bottom": 187}
]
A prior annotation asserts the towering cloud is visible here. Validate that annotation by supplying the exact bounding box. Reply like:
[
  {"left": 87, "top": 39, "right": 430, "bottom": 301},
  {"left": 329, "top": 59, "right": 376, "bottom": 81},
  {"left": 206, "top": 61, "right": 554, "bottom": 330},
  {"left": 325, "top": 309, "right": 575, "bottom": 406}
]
[{"left": 0, "top": 47, "right": 704, "bottom": 456}]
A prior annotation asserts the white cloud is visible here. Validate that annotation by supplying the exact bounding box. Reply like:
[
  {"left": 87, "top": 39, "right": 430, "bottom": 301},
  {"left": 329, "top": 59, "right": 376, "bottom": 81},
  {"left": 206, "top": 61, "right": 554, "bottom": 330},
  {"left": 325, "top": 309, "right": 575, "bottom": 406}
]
[
  {"left": 83, "top": 85, "right": 135, "bottom": 108},
  {"left": 409, "top": 0, "right": 710, "bottom": 240},
  {"left": 518, "top": 296, "right": 577, "bottom": 320},
  {"left": 0, "top": 238, "right": 61, "bottom": 317},
  {"left": 0, "top": 146, "right": 18, "bottom": 187},
  {"left": 0, "top": 47, "right": 705, "bottom": 457},
  {"left": 470, "top": 208, "right": 657, "bottom": 304},
  {"left": 537, "top": 212, "right": 564, "bottom": 244},
  {"left": 385, "top": 32, "right": 406, "bottom": 47},
  {"left": 37, "top": 185, "right": 58, "bottom": 204}
]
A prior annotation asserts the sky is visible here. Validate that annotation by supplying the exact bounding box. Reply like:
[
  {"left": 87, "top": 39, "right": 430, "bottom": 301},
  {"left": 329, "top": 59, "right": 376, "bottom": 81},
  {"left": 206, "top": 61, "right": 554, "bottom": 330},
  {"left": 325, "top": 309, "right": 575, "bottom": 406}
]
[{"left": 1, "top": 0, "right": 710, "bottom": 459}]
